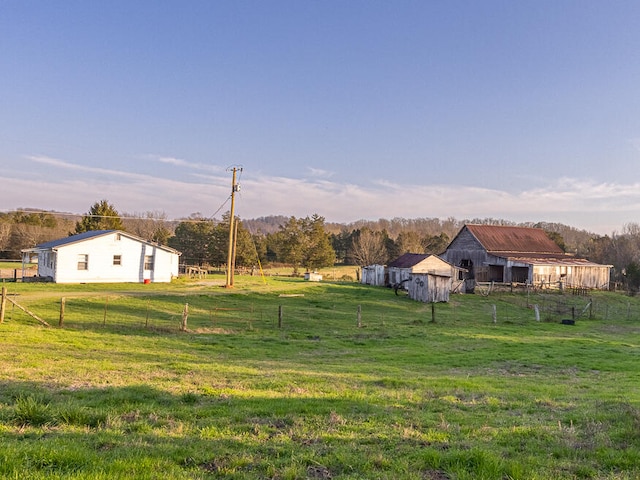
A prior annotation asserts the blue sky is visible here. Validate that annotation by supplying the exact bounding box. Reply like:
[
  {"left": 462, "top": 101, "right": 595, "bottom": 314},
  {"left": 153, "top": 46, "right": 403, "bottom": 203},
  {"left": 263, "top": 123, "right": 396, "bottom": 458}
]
[{"left": 2, "top": 1, "right": 640, "bottom": 234}]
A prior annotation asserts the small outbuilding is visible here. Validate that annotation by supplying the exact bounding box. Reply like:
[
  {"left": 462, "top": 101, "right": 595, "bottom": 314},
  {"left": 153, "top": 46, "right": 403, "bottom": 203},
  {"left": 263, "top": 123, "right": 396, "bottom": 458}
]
[
  {"left": 406, "top": 272, "right": 452, "bottom": 303},
  {"left": 386, "top": 253, "right": 460, "bottom": 288},
  {"left": 360, "top": 264, "right": 385, "bottom": 286},
  {"left": 21, "top": 230, "right": 181, "bottom": 284}
]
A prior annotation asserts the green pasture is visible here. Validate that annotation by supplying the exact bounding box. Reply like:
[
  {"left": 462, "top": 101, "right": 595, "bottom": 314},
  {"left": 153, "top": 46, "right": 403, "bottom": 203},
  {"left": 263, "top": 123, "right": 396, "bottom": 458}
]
[{"left": 1, "top": 276, "right": 639, "bottom": 479}]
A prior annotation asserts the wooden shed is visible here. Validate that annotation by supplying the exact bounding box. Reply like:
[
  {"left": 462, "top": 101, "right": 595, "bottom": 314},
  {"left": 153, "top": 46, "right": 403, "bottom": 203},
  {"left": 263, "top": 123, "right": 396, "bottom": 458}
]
[
  {"left": 406, "top": 272, "right": 452, "bottom": 303},
  {"left": 360, "top": 264, "right": 386, "bottom": 286},
  {"left": 387, "top": 253, "right": 459, "bottom": 288},
  {"left": 442, "top": 224, "right": 611, "bottom": 290}
]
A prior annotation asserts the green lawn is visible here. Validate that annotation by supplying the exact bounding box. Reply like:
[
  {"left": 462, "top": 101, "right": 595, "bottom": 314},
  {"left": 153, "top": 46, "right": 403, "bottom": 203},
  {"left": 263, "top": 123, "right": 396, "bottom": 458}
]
[{"left": 1, "top": 276, "right": 639, "bottom": 479}]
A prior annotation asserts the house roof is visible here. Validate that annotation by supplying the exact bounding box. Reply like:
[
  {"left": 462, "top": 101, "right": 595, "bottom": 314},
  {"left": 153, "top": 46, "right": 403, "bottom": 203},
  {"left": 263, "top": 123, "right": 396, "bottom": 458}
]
[
  {"left": 388, "top": 253, "right": 430, "bottom": 268},
  {"left": 24, "top": 230, "right": 181, "bottom": 255},
  {"left": 33, "top": 230, "right": 114, "bottom": 250},
  {"left": 464, "top": 224, "right": 564, "bottom": 255}
]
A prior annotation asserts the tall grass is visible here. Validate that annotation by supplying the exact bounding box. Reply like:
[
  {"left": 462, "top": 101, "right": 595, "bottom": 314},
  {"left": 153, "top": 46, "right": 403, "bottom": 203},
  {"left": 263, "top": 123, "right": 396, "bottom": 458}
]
[{"left": 1, "top": 276, "right": 639, "bottom": 478}]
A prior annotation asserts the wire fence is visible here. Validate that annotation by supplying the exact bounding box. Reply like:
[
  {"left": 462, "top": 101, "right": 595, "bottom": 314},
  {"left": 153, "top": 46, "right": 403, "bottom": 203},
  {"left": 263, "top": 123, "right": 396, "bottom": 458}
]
[{"left": 2, "top": 288, "right": 640, "bottom": 334}]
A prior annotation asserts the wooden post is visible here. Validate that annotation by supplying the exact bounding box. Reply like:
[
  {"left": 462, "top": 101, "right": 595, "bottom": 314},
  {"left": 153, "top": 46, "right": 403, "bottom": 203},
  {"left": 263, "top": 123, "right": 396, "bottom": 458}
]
[
  {"left": 0, "top": 286, "right": 6, "bottom": 324},
  {"left": 431, "top": 302, "right": 436, "bottom": 323},
  {"left": 59, "top": 297, "right": 66, "bottom": 327},
  {"left": 4, "top": 296, "right": 50, "bottom": 327},
  {"left": 357, "top": 305, "right": 362, "bottom": 328},
  {"left": 492, "top": 304, "right": 497, "bottom": 324},
  {"left": 278, "top": 305, "right": 283, "bottom": 328},
  {"left": 534, "top": 304, "right": 540, "bottom": 322},
  {"left": 181, "top": 303, "right": 188, "bottom": 331}
]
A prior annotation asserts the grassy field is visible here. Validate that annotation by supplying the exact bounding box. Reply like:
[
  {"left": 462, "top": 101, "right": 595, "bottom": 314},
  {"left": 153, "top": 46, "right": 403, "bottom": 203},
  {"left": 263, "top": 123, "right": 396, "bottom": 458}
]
[{"left": 1, "top": 275, "right": 639, "bottom": 479}]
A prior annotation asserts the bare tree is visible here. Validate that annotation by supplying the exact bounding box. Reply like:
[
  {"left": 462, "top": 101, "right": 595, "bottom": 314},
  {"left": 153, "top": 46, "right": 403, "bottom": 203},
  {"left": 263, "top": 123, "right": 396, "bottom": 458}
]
[
  {"left": 0, "top": 221, "right": 11, "bottom": 253},
  {"left": 395, "top": 231, "right": 423, "bottom": 254},
  {"left": 122, "top": 211, "right": 173, "bottom": 244},
  {"left": 350, "top": 229, "right": 388, "bottom": 266}
]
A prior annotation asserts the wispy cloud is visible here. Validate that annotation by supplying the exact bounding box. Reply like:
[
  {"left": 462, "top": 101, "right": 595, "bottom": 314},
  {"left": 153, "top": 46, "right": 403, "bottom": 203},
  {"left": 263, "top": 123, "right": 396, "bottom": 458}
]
[
  {"left": 145, "top": 154, "right": 224, "bottom": 173},
  {"left": 3, "top": 156, "right": 640, "bottom": 233},
  {"left": 307, "top": 167, "right": 335, "bottom": 178},
  {"left": 27, "top": 155, "right": 150, "bottom": 181}
]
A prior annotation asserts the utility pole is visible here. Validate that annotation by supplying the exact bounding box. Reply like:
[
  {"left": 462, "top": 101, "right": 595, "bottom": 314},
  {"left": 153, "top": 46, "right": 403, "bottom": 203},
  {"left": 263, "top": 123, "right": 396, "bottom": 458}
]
[{"left": 225, "top": 167, "right": 241, "bottom": 288}]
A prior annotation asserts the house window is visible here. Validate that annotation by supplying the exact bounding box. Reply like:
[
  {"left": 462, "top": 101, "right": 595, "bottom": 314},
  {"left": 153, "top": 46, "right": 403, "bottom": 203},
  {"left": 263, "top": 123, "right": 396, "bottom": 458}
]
[
  {"left": 113, "top": 255, "right": 122, "bottom": 266},
  {"left": 115, "top": 233, "right": 121, "bottom": 241},
  {"left": 77, "top": 254, "right": 89, "bottom": 270},
  {"left": 144, "top": 255, "right": 154, "bottom": 271}
]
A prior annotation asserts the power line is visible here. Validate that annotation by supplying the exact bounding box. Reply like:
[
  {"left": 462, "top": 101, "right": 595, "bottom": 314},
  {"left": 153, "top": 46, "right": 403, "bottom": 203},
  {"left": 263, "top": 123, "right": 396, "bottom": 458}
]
[{"left": 1, "top": 197, "right": 234, "bottom": 224}]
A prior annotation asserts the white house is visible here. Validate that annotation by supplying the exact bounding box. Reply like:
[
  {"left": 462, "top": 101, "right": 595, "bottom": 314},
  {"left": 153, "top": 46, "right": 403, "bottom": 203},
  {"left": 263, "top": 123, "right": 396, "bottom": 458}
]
[{"left": 21, "top": 230, "right": 181, "bottom": 284}]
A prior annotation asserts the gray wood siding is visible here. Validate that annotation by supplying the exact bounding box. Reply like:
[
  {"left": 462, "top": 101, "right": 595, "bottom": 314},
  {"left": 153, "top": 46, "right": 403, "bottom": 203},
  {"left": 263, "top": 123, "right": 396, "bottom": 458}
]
[
  {"left": 407, "top": 274, "right": 451, "bottom": 303},
  {"left": 442, "top": 229, "right": 491, "bottom": 279}
]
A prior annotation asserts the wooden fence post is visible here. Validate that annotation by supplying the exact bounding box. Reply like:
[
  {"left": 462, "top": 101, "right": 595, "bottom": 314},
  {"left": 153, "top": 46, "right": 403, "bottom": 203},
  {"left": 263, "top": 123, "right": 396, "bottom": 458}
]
[
  {"left": 492, "top": 304, "right": 497, "bottom": 324},
  {"left": 59, "top": 297, "right": 66, "bottom": 327},
  {"left": 0, "top": 286, "right": 6, "bottom": 324},
  {"left": 181, "top": 303, "right": 189, "bottom": 331}
]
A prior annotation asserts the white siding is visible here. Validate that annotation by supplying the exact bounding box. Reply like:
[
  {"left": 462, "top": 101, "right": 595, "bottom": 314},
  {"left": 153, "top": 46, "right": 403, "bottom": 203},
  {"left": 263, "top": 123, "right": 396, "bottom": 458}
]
[{"left": 37, "top": 232, "right": 179, "bottom": 283}]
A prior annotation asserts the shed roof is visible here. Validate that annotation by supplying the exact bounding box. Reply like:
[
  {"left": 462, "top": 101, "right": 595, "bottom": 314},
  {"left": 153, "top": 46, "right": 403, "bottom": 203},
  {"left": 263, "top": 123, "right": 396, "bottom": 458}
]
[
  {"left": 465, "top": 225, "right": 564, "bottom": 255},
  {"left": 387, "top": 253, "right": 430, "bottom": 268}
]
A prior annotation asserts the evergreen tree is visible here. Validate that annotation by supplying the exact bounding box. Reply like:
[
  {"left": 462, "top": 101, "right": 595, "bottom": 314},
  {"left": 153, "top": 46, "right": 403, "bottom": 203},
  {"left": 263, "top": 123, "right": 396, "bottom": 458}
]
[
  {"left": 75, "top": 200, "right": 124, "bottom": 233},
  {"left": 301, "top": 214, "right": 336, "bottom": 270},
  {"left": 271, "top": 215, "right": 336, "bottom": 273},
  {"left": 168, "top": 217, "right": 215, "bottom": 265}
]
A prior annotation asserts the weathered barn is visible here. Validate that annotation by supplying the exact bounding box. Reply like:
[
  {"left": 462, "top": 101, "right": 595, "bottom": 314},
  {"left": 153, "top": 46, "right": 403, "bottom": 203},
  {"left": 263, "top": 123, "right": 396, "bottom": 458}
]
[
  {"left": 21, "top": 230, "right": 181, "bottom": 284},
  {"left": 442, "top": 224, "right": 611, "bottom": 290}
]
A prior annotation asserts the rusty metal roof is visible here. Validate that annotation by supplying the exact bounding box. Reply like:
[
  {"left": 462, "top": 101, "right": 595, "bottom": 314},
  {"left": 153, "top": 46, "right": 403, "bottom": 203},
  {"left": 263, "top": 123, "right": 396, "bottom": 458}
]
[
  {"left": 498, "top": 254, "right": 611, "bottom": 267},
  {"left": 465, "top": 225, "right": 564, "bottom": 254}
]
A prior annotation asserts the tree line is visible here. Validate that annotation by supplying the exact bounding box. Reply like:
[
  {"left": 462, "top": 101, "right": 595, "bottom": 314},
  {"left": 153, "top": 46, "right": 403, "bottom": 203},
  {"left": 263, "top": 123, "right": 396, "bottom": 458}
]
[{"left": 3, "top": 200, "right": 640, "bottom": 290}]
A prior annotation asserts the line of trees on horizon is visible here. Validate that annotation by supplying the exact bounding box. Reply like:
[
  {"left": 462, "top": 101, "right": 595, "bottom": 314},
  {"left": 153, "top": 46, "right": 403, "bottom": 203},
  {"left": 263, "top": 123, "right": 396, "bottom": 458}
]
[{"left": 3, "top": 200, "right": 640, "bottom": 290}]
